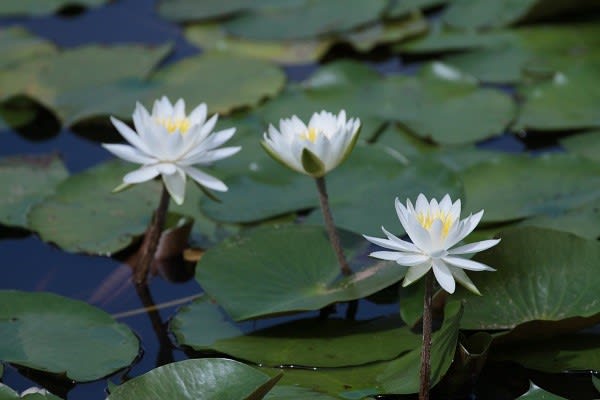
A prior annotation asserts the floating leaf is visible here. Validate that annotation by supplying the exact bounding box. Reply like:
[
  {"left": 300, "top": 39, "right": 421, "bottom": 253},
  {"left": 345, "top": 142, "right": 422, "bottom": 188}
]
[
  {"left": 0, "top": 384, "right": 62, "bottom": 399},
  {"left": 107, "top": 358, "right": 280, "bottom": 400},
  {"left": 561, "top": 130, "right": 600, "bottom": 163},
  {"left": 184, "top": 23, "right": 331, "bottom": 65},
  {"left": 493, "top": 334, "right": 600, "bottom": 374},
  {"left": 519, "top": 202, "right": 600, "bottom": 240},
  {"left": 175, "top": 300, "right": 421, "bottom": 367},
  {"left": 158, "top": 0, "right": 306, "bottom": 22},
  {"left": 151, "top": 52, "right": 285, "bottom": 115},
  {"left": 377, "top": 302, "right": 463, "bottom": 393},
  {"left": 387, "top": 0, "right": 448, "bottom": 18},
  {"left": 0, "top": 27, "right": 56, "bottom": 70},
  {"left": 264, "top": 386, "right": 338, "bottom": 400},
  {"left": 457, "top": 227, "right": 600, "bottom": 330},
  {"left": 0, "top": 154, "right": 68, "bottom": 229},
  {"left": 516, "top": 382, "right": 568, "bottom": 400},
  {"left": 462, "top": 153, "right": 600, "bottom": 223},
  {"left": 196, "top": 224, "right": 406, "bottom": 321},
  {"left": 0, "top": 44, "right": 171, "bottom": 123},
  {"left": 224, "top": 0, "right": 388, "bottom": 41},
  {"left": 398, "top": 28, "right": 512, "bottom": 54},
  {"left": 343, "top": 13, "right": 428, "bottom": 52},
  {"left": 441, "top": 0, "right": 599, "bottom": 30},
  {"left": 593, "top": 375, "right": 600, "bottom": 392},
  {"left": 0, "top": 0, "right": 107, "bottom": 16},
  {"left": 0, "top": 290, "right": 138, "bottom": 381}
]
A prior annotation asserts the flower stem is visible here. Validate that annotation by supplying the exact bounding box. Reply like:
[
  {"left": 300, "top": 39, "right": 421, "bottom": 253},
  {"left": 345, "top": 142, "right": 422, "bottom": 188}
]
[
  {"left": 315, "top": 176, "right": 352, "bottom": 276},
  {"left": 419, "top": 271, "right": 434, "bottom": 400},
  {"left": 133, "top": 184, "right": 170, "bottom": 286}
]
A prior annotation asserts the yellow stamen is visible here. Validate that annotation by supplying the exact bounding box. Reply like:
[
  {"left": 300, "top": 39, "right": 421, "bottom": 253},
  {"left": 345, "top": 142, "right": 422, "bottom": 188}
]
[
  {"left": 156, "top": 117, "right": 191, "bottom": 134},
  {"left": 417, "top": 211, "right": 454, "bottom": 237},
  {"left": 300, "top": 127, "right": 318, "bottom": 143}
]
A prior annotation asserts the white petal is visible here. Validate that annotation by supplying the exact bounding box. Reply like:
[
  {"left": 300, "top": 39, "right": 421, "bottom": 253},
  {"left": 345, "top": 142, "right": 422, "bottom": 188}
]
[
  {"left": 196, "top": 114, "right": 219, "bottom": 142},
  {"left": 183, "top": 166, "right": 228, "bottom": 192},
  {"left": 450, "top": 267, "right": 481, "bottom": 295},
  {"left": 162, "top": 168, "right": 186, "bottom": 205},
  {"left": 173, "top": 98, "right": 185, "bottom": 120},
  {"left": 404, "top": 215, "right": 432, "bottom": 253},
  {"left": 432, "top": 258, "right": 455, "bottom": 293},
  {"left": 395, "top": 253, "right": 430, "bottom": 267},
  {"left": 439, "top": 194, "right": 452, "bottom": 213},
  {"left": 448, "top": 239, "right": 501, "bottom": 255},
  {"left": 102, "top": 143, "right": 155, "bottom": 164},
  {"left": 381, "top": 226, "right": 420, "bottom": 252},
  {"left": 415, "top": 193, "right": 428, "bottom": 214},
  {"left": 402, "top": 263, "right": 431, "bottom": 287},
  {"left": 188, "top": 102, "right": 207, "bottom": 125},
  {"left": 449, "top": 198, "right": 461, "bottom": 221},
  {"left": 109, "top": 116, "right": 149, "bottom": 153},
  {"left": 123, "top": 165, "right": 160, "bottom": 184},
  {"left": 446, "top": 210, "right": 484, "bottom": 249},
  {"left": 369, "top": 251, "right": 402, "bottom": 261},
  {"left": 442, "top": 256, "right": 495, "bottom": 271},
  {"left": 183, "top": 146, "right": 242, "bottom": 166},
  {"left": 155, "top": 163, "right": 177, "bottom": 175}
]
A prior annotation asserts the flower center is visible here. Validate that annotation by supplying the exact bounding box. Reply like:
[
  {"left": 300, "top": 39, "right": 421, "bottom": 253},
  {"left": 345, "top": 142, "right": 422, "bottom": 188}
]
[
  {"left": 300, "top": 127, "right": 318, "bottom": 143},
  {"left": 156, "top": 117, "right": 191, "bottom": 134},
  {"left": 417, "top": 211, "right": 455, "bottom": 237}
]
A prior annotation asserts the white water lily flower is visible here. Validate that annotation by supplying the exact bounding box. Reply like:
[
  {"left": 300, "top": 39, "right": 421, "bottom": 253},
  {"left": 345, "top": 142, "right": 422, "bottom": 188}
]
[
  {"left": 262, "top": 110, "right": 360, "bottom": 177},
  {"left": 364, "top": 194, "right": 500, "bottom": 294},
  {"left": 102, "top": 97, "right": 241, "bottom": 205}
]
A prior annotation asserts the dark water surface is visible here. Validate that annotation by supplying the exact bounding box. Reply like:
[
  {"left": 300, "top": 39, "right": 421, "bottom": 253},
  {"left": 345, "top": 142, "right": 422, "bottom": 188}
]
[{"left": 0, "top": 1, "right": 594, "bottom": 399}]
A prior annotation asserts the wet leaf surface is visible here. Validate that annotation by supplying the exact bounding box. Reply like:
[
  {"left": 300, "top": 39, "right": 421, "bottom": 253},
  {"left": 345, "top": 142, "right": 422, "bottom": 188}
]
[
  {"left": 0, "top": 290, "right": 138, "bottom": 381},
  {"left": 0, "top": 0, "right": 108, "bottom": 16}
]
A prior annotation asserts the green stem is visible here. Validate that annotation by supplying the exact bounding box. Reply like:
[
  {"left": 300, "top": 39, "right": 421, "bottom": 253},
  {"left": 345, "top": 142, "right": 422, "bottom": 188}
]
[
  {"left": 315, "top": 176, "right": 352, "bottom": 276},
  {"left": 133, "top": 184, "right": 170, "bottom": 286},
  {"left": 419, "top": 271, "right": 434, "bottom": 400}
]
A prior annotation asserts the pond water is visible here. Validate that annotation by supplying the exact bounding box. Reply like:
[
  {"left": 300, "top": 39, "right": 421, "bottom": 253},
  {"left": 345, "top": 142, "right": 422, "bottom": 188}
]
[{"left": 1, "top": 0, "right": 599, "bottom": 399}]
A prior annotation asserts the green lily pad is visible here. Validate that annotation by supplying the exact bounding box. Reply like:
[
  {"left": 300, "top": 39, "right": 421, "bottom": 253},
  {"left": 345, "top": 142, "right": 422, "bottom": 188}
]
[
  {"left": 561, "top": 130, "right": 600, "bottom": 163},
  {"left": 441, "top": 0, "right": 598, "bottom": 30},
  {"left": 107, "top": 358, "right": 281, "bottom": 400},
  {"left": 196, "top": 224, "right": 407, "bottom": 321},
  {"left": 493, "top": 334, "right": 600, "bottom": 374},
  {"left": 398, "top": 28, "right": 512, "bottom": 54},
  {"left": 377, "top": 302, "right": 463, "bottom": 393},
  {"left": 0, "top": 44, "right": 171, "bottom": 123},
  {"left": 443, "top": 24, "right": 600, "bottom": 84},
  {"left": 516, "top": 67, "right": 600, "bottom": 131},
  {"left": 387, "top": 0, "right": 448, "bottom": 18},
  {"left": 457, "top": 227, "right": 600, "bottom": 330},
  {"left": 157, "top": 0, "right": 305, "bottom": 22},
  {"left": 264, "top": 386, "right": 338, "bottom": 400},
  {"left": 262, "top": 302, "right": 463, "bottom": 397},
  {"left": 593, "top": 375, "right": 600, "bottom": 392},
  {"left": 305, "top": 156, "right": 463, "bottom": 236},
  {"left": 170, "top": 296, "right": 243, "bottom": 348},
  {"left": 462, "top": 153, "right": 600, "bottom": 223},
  {"left": 151, "top": 52, "right": 285, "bottom": 115},
  {"left": 0, "top": 384, "right": 62, "bottom": 399},
  {"left": 184, "top": 23, "right": 332, "bottom": 65},
  {"left": 343, "top": 13, "right": 428, "bottom": 52},
  {"left": 28, "top": 160, "right": 159, "bottom": 255},
  {"left": 0, "top": 0, "right": 107, "bottom": 16},
  {"left": 0, "top": 290, "right": 138, "bottom": 381},
  {"left": 223, "top": 0, "right": 389, "bottom": 41},
  {"left": 0, "top": 154, "right": 68, "bottom": 229},
  {"left": 519, "top": 202, "right": 600, "bottom": 240},
  {"left": 516, "top": 382, "right": 567, "bottom": 400},
  {"left": 174, "top": 298, "right": 421, "bottom": 367},
  {"left": 0, "top": 27, "right": 56, "bottom": 70}
]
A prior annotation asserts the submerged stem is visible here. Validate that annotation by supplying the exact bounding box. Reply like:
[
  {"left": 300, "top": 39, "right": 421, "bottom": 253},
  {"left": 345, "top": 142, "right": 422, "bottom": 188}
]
[
  {"left": 133, "top": 184, "right": 170, "bottom": 285},
  {"left": 419, "top": 271, "right": 434, "bottom": 400},
  {"left": 315, "top": 176, "right": 352, "bottom": 276}
]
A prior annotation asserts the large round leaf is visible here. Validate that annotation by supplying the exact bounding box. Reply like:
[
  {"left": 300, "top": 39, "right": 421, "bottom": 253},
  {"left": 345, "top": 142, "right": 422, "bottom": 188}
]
[
  {"left": 0, "top": 290, "right": 138, "bottom": 381},
  {"left": 223, "top": 0, "right": 388, "bottom": 41},
  {"left": 0, "top": 0, "right": 107, "bottom": 16},
  {"left": 0, "top": 154, "right": 68, "bottom": 228},
  {"left": 0, "top": 27, "right": 56, "bottom": 70},
  {"left": 173, "top": 297, "right": 420, "bottom": 367},
  {"left": 28, "top": 160, "right": 159, "bottom": 255},
  {"left": 158, "top": 0, "right": 306, "bottom": 22},
  {"left": 196, "top": 224, "right": 407, "bottom": 321},
  {"left": 516, "top": 382, "right": 568, "bottom": 400},
  {"left": 457, "top": 227, "right": 600, "bottom": 330},
  {"left": 515, "top": 67, "right": 600, "bottom": 131},
  {"left": 560, "top": 130, "right": 600, "bottom": 163},
  {"left": 461, "top": 153, "right": 600, "bottom": 223},
  {"left": 0, "top": 44, "right": 171, "bottom": 124},
  {"left": 264, "top": 386, "right": 338, "bottom": 400},
  {"left": 107, "top": 359, "right": 280, "bottom": 400},
  {"left": 519, "top": 202, "right": 600, "bottom": 240},
  {"left": 150, "top": 52, "right": 285, "bottom": 115}
]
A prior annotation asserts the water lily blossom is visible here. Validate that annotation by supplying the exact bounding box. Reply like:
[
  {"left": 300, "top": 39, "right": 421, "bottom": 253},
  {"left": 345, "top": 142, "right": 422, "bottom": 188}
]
[
  {"left": 102, "top": 96, "right": 241, "bottom": 205},
  {"left": 261, "top": 110, "right": 360, "bottom": 177},
  {"left": 364, "top": 194, "right": 499, "bottom": 294}
]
